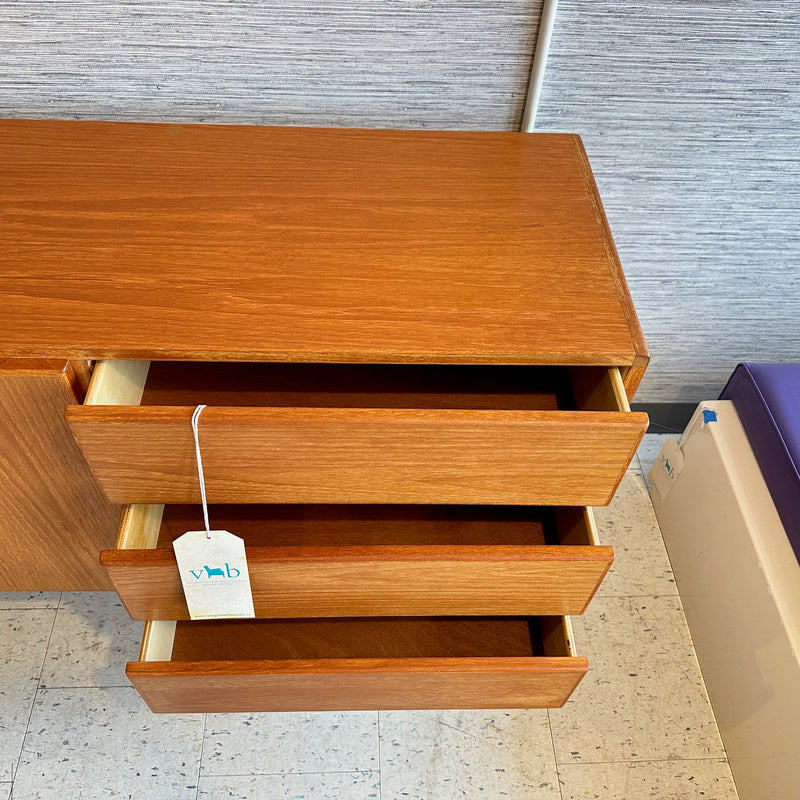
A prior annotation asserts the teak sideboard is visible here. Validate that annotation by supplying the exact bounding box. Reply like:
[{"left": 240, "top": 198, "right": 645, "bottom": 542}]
[{"left": 0, "top": 119, "right": 648, "bottom": 712}]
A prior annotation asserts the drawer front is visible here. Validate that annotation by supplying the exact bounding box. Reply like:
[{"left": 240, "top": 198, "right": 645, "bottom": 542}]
[
  {"left": 68, "top": 405, "right": 645, "bottom": 506},
  {"left": 66, "top": 360, "right": 647, "bottom": 506},
  {"left": 127, "top": 616, "right": 587, "bottom": 713},
  {"left": 106, "top": 548, "right": 611, "bottom": 619},
  {"left": 127, "top": 659, "right": 586, "bottom": 713},
  {"left": 103, "top": 504, "right": 611, "bottom": 619}
]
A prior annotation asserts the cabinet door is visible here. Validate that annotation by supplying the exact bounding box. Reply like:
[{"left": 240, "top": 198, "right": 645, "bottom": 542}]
[{"left": 0, "top": 359, "right": 120, "bottom": 590}]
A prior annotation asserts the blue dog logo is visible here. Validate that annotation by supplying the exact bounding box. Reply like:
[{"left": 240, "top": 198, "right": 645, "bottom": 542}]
[{"left": 189, "top": 563, "right": 241, "bottom": 580}]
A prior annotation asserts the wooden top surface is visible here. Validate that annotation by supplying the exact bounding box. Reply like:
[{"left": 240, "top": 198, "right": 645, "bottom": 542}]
[{"left": 0, "top": 119, "right": 645, "bottom": 365}]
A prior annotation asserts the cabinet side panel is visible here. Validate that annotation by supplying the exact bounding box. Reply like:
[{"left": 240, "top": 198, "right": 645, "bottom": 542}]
[
  {"left": 0, "top": 362, "right": 121, "bottom": 589},
  {"left": 571, "top": 137, "right": 648, "bottom": 401}
]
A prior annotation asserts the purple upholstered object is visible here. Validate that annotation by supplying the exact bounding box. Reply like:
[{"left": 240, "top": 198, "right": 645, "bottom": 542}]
[{"left": 720, "top": 363, "right": 800, "bottom": 560}]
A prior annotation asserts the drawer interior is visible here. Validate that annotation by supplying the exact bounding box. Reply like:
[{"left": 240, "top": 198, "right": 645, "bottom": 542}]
[
  {"left": 131, "top": 615, "right": 584, "bottom": 711},
  {"left": 75, "top": 360, "right": 642, "bottom": 506},
  {"left": 143, "top": 615, "right": 574, "bottom": 662},
  {"left": 107, "top": 505, "right": 607, "bottom": 620},
  {"left": 155, "top": 504, "right": 596, "bottom": 548},
  {"left": 120, "top": 504, "right": 599, "bottom": 550},
  {"left": 137, "top": 361, "right": 628, "bottom": 412}
]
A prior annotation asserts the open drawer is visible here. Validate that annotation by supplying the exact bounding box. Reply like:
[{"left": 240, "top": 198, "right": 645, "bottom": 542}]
[
  {"left": 127, "top": 614, "right": 586, "bottom": 712},
  {"left": 67, "top": 360, "right": 647, "bottom": 506},
  {"left": 102, "top": 503, "right": 612, "bottom": 619}
]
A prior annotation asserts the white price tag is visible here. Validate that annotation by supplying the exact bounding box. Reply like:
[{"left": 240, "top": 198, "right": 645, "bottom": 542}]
[{"left": 172, "top": 529, "right": 255, "bottom": 620}]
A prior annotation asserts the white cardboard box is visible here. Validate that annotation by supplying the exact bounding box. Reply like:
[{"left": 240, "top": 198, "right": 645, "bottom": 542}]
[{"left": 650, "top": 401, "right": 800, "bottom": 800}]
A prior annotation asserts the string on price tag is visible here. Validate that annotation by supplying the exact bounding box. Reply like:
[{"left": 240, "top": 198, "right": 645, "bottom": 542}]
[{"left": 172, "top": 405, "right": 255, "bottom": 620}]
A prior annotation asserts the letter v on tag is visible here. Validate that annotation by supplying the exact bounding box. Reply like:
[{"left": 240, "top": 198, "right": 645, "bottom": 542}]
[{"left": 172, "top": 405, "right": 255, "bottom": 620}]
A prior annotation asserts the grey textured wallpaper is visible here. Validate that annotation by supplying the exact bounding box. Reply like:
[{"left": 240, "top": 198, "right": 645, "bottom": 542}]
[
  {"left": 0, "top": 0, "right": 539, "bottom": 130},
  {"left": 536, "top": 1, "right": 800, "bottom": 401},
  {"left": 1, "top": 1, "right": 798, "bottom": 402}
]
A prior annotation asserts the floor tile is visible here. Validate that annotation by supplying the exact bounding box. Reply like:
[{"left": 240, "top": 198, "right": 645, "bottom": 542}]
[
  {"left": 380, "top": 710, "right": 560, "bottom": 800},
  {"left": 198, "top": 771, "right": 380, "bottom": 799},
  {"left": 40, "top": 592, "right": 143, "bottom": 689},
  {"left": 202, "top": 712, "right": 378, "bottom": 776},
  {"left": 0, "top": 609, "right": 55, "bottom": 783},
  {"left": 550, "top": 596, "right": 725, "bottom": 764},
  {"left": 0, "top": 593, "right": 61, "bottom": 610},
  {"left": 558, "top": 759, "right": 739, "bottom": 799},
  {"left": 594, "top": 471, "right": 677, "bottom": 598},
  {"left": 12, "top": 687, "right": 203, "bottom": 800},
  {"left": 0, "top": 782, "right": 10, "bottom": 800}
]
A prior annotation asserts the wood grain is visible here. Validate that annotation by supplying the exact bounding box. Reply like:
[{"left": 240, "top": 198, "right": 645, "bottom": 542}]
[
  {"left": 170, "top": 616, "right": 539, "bottom": 660},
  {"left": 0, "top": 120, "right": 643, "bottom": 368},
  {"left": 101, "top": 503, "right": 612, "bottom": 619},
  {"left": 84, "top": 360, "right": 150, "bottom": 406},
  {"left": 116, "top": 503, "right": 164, "bottom": 550},
  {"left": 106, "top": 547, "right": 611, "bottom": 619},
  {"left": 67, "top": 360, "right": 93, "bottom": 400},
  {"left": 571, "top": 137, "right": 649, "bottom": 400},
  {"left": 127, "top": 657, "right": 587, "bottom": 712},
  {"left": 139, "top": 619, "right": 176, "bottom": 663},
  {"left": 139, "top": 361, "right": 574, "bottom": 411},
  {"left": 569, "top": 365, "right": 629, "bottom": 413},
  {"left": 0, "top": 360, "right": 120, "bottom": 589},
  {"left": 153, "top": 503, "right": 558, "bottom": 547},
  {"left": 68, "top": 405, "right": 647, "bottom": 506},
  {"left": 127, "top": 615, "right": 586, "bottom": 712}
]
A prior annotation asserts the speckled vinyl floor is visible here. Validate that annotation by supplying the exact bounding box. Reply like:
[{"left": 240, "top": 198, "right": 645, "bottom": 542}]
[{"left": 0, "top": 436, "right": 739, "bottom": 800}]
